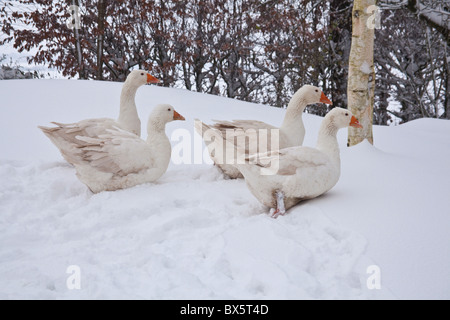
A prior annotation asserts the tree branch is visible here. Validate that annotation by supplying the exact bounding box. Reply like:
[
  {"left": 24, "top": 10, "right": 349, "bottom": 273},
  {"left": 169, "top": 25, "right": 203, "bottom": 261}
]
[{"left": 406, "top": 0, "right": 449, "bottom": 43}]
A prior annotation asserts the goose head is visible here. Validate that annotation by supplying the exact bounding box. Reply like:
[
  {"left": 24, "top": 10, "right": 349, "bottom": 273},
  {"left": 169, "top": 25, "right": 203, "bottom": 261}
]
[
  {"left": 126, "top": 69, "right": 160, "bottom": 86},
  {"left": 149, "top": 104, "right": 185, "bottom": 127},
  {"left": 327, "top": 107, "right": 363, "bottom": 130},
  {"left": 299, "top": 85, "right": 333, "bottom": 105}
]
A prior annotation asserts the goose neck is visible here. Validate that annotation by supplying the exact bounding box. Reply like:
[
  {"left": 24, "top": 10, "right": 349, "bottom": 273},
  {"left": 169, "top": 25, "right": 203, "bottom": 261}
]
[
  {"left": 316, "top": 121, "right": 340, "bottom": 161},
  {"left": 119, "top": 82, "right": 139, "bottom": 114},
  {"left": 280, "top": 91, "right": 307, "bottom": 129},
  {"left": 147, "top": 119, "right": 167, "bottom": 137}
]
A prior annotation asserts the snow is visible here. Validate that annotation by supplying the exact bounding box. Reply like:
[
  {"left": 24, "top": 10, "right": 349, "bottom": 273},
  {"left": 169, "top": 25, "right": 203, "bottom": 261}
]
[
  {"left": 1, "top": 79, "right": 450, "bottom": 299},
  {"left": 416, "top": 2, "right": 450, "bottom": 32},
  {"left": 360, "top": 61, "right": 372, "bottom": 75}
]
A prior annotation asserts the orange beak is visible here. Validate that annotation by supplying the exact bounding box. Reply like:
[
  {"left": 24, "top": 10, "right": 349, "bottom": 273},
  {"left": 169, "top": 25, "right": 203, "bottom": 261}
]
[
  {"left": 147, "top": 73, "right": 161, "bottom": 84},
  {"left": 173, "top": 110, "right": 185, "bottom": 121},
  {"left": 350, "top": 115, "right": 363, "bottom": 128},
  {"left": 320, "top": 92, "right": 333, "bottom": 105}
]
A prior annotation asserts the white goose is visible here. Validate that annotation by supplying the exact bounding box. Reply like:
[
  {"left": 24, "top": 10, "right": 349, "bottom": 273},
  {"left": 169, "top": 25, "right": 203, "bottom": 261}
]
[
  {"left": 61, "top": 104, "right": 185, "bottom": 193},
  {"left": 234, "top": 107, "right": 362, "bottom": 218},
  {"left": 117, "top": 70, "right": 161, "bottom": 136},
  {"left": 39, "top": 70, "right": 159, "bottom": 163},
  {"left": 195, "top": 85, "right": 332, "bottom": 179}
]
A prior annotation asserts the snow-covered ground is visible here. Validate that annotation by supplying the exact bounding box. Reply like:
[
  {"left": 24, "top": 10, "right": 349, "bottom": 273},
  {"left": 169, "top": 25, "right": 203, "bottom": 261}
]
[{"left": 0, "top": 79, "right": 449, "bottom": 299}]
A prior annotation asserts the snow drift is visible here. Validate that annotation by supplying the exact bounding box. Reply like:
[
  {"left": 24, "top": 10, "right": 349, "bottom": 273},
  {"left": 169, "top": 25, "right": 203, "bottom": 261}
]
[{"left": 0, "top": 80, "right": 449, "bottom": 299}]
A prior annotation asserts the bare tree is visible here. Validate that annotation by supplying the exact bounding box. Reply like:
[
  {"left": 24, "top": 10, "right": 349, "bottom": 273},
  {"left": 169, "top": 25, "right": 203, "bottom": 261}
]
[
  {"left": 96, "top": 0, "right": 106, "bottom": 80},
  {"left": 328, "top": 0, "right": 353, "bottom": 109},
  {"left": 375, "top": 6, "right": 447, "bottom": 123},
  {"left": 406, "top": 0, "right": 450, "bottom": 44}
]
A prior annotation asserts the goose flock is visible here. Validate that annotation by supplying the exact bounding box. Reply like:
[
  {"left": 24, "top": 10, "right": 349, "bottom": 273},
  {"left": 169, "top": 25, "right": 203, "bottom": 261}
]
[{"left": 39, "top": 70, "right": 362, "bottom": 217}]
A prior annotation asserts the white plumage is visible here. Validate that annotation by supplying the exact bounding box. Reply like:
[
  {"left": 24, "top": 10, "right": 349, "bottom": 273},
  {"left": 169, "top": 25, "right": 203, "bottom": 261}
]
[
  {"left": 195, "top": 85, "right": 332, "bottom": 179},
  {"left": 234, "top": 107, "right": 362, "bottom": 217},
  {"left": 41, "top": 104, "right": 185, "bottom": 193},
  {"left": 38, "top": 70, "right": 159, "bottom": 166}
]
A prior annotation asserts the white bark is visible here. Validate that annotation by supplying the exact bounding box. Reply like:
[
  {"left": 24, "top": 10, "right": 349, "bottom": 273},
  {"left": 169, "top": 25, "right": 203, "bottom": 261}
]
[{"left": 347, "top": 0, "right": 376, "bottom": 146}]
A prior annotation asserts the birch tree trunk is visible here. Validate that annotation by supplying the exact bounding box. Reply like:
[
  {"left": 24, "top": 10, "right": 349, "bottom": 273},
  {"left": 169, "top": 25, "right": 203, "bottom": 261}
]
[{"left": 347, "top": 0, "right": 376, "bottom": 146}]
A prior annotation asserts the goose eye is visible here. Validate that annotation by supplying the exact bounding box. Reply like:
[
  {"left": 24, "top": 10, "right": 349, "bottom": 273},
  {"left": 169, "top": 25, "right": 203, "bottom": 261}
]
[
  {"left": 315, "top": 89, "right": 319, "bottom": 93},
  {"left": 168, "top": 108, "right": 171, "bottom": 111},
  {"left": 141, "top": 73, "right": 144, "bottom": 76},
  {"left": 345, "top": 113, "right": 349, "bottom": 116}
]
